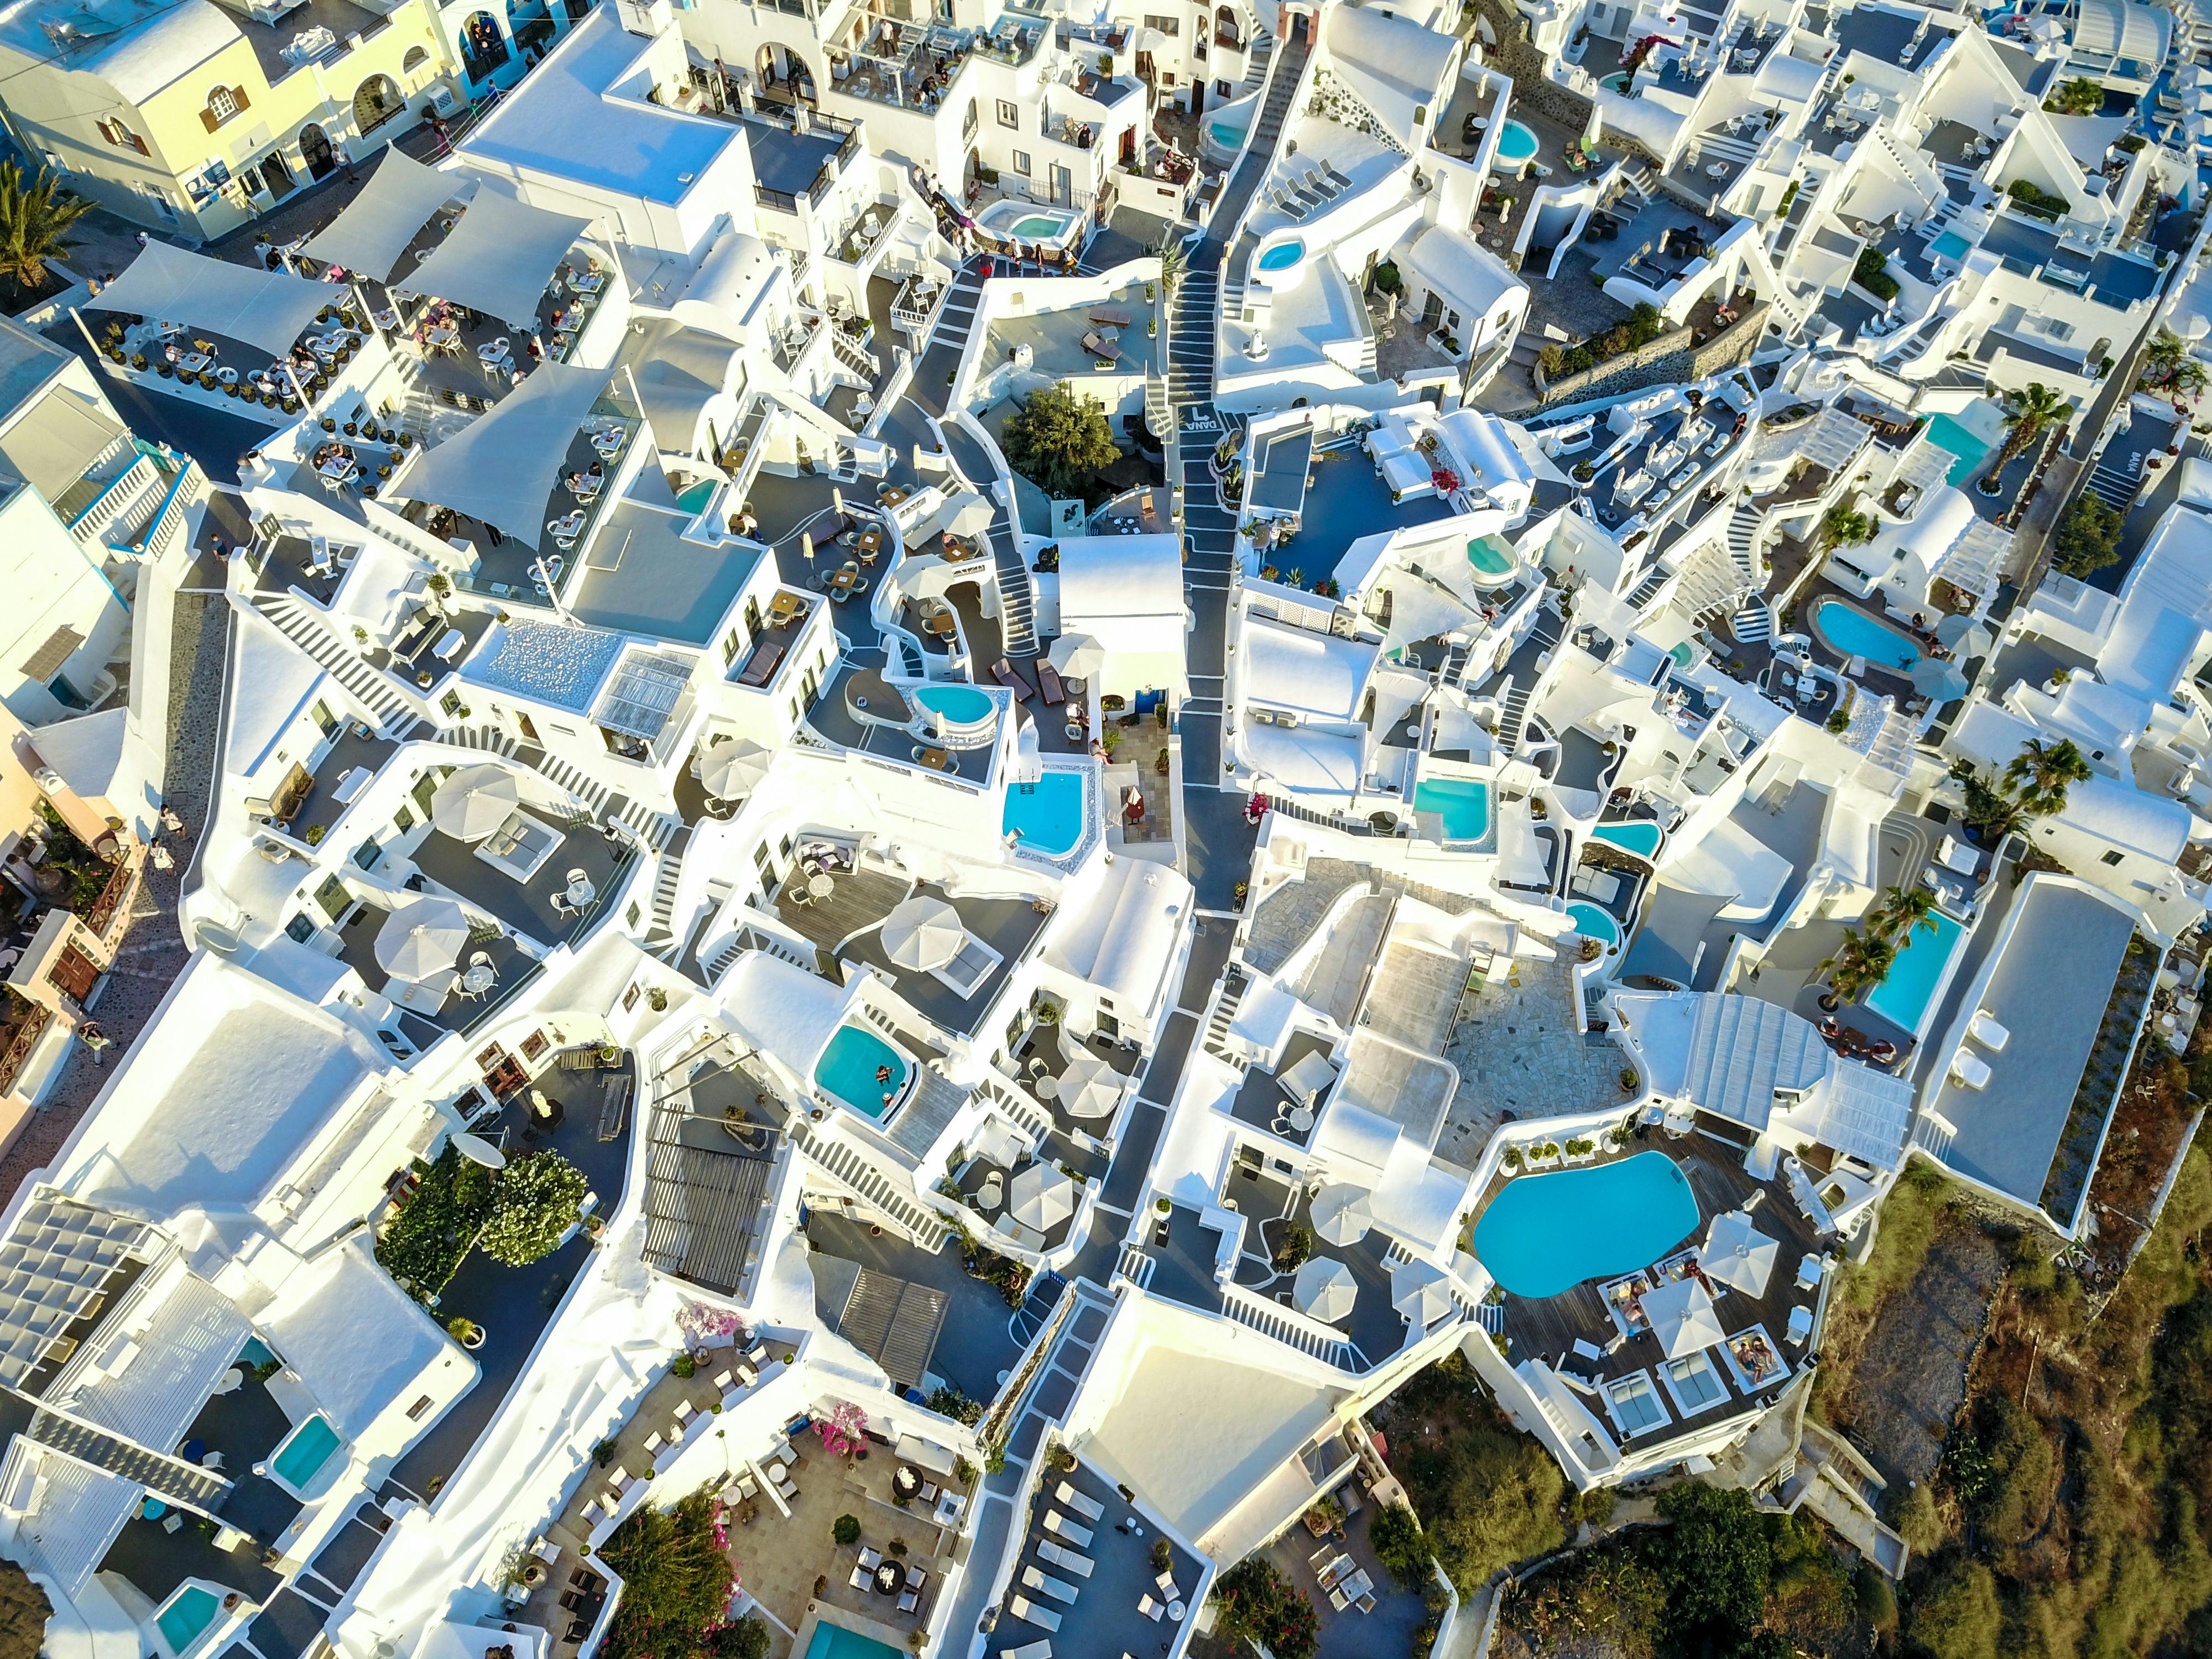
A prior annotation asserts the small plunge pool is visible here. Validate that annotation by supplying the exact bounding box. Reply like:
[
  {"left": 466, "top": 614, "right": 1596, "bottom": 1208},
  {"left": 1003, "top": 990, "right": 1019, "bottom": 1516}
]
[
  {"left": 1495, "top": 120, "right": 1540, "bottom": 163},
  {"left": 1256, "top": 238, "right": 1303, "bottom": 273}
]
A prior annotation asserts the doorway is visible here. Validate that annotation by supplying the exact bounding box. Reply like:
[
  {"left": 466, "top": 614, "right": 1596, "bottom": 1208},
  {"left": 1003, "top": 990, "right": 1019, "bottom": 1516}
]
[
  {"left": 300, "top": 124, "right": 335, "bottom": 180},
  {"left": 259, "top": 149, "right": 296, "bottom": 198}
]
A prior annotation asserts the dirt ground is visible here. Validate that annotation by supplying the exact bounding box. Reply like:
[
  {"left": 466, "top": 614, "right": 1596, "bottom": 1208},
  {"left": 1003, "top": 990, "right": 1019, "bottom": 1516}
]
[{"left": 1817, "top": 1210, "right": 2007, "bottom": 1492}]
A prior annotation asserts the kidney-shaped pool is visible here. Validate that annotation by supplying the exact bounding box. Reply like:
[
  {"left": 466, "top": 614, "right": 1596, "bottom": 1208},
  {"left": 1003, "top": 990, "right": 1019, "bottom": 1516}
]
[{"left": 1473, "top": 1151, "right": 1700, "bottom": 1298}]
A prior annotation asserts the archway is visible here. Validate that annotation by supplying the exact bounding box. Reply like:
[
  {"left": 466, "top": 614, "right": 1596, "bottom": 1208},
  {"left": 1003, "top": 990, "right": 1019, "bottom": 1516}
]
[
  {"left": 353, "top": 74, "right": 404, "bottom": 134},
  {"left": 299, "top": 122, "right": 335, "bottom": 179},
  {"left": 1214, "top": 6, "right": 1240, "bottom": 47},
  {"left": 754, "top": 43, "right": 816, "bottom": 105},
  {"left": 458, "top": 11, "right": 510, "bottom": 82}
]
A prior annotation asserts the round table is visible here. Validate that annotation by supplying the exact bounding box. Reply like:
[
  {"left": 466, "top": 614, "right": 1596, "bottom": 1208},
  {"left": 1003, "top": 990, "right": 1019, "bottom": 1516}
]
[
  {"left": 462, "top": 964, "right": 497, "bottom": 995},
  {"left": 1168, "top": 1601, "right": 1186, "bottom": 1622},
  {"left": 873, "top": 1562, "right": 902, "bottom": 1595},
  {"left": 893, "top": 1465, "right": 921, "bottom": 1499},
  {"left": 1033, "top": 1076, "right": 1060, "bottom": 1102},
  {"left": 765, "top": 1460, "right": 787, "bottom": 1484},
  {"left": 808, "top": 873, "right": 834, "bottom": 900}
]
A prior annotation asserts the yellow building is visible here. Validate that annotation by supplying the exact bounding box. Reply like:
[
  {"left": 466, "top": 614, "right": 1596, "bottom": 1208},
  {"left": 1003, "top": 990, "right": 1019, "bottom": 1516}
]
[{"left": 0, "top": 0, "right": 455, "bottom": 242}]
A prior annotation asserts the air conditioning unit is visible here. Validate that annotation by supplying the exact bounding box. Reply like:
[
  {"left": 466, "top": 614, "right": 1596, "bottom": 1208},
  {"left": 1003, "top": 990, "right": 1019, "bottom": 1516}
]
[{"left": 428, "top": 84, "right": 461, "bottom": 117}]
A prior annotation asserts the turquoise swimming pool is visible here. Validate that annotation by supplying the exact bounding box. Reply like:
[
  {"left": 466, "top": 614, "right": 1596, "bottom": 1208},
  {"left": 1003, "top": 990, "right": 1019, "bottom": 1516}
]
[
  {"left": 1413, "top": 778, "right": 1491, "bottom": 841},
  {"left": 1814, "top": 599, "right": 1920, "bottom": 672},
  {"left": 1474, "top": 1151, "right": 1700, "bottom": 1298},
  {"left": 914, "top": 683, "right": 994, "bottom": 726},
  {"left": 1600, "top": 71, "right": 1631, "bottom": 92},
  {"left": 804, "top": 1623, "right": 905, "bottom": 1659},
  {"left": 1257, "top": 238, "right": 1303, "bottom": 272},
  {"left": 1929, "top": 229, "right": 1971, "bottom": 262},
  {"left": 1209, "top": 117, "right": 1250, "bottom": 149},
  {"left": 1863, "top": 909, "right": 1968, "bottom": 1038},
  {"left": 1496, "top": 119, "right": 1540, "bottom": 163},
  {"left": 270, "top": 1413, "right": 341, "bottom": 1490},
  {"left": 1594, "top": 821, "right": 1663, "bottom": 859},
  {"left": 676, "top": 479, "right": 717, "bottom": 514},
  {"left": 154, "top": 1585, "right": 222, "bottom": 1657},
  {"left": 815, "top": 1024, "right": 909, "bottom": 1119},
  {"left": 1004, "top": 771, "right": 1087, "bottom": 856},
  {"left": 1467, "top": 535, "right": 1516, "bottom": 579},
  {"left": 1567, "top": 902, "right": 1622, "bottom": 950},
  {"left": 1923, "top": 412, "right": 1991, "bottom": 487}
]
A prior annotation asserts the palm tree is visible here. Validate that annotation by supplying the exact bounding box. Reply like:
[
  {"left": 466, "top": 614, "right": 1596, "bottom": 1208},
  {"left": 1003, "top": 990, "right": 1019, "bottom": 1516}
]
[
  {"left": 1153, "top": 238, "right": 1185, "bottom": 297},
  {"left": 0, "top": 161, "right": 91, "bottom": 295},
  {"left": 1819, "top": 502, "right": 1874, "bottom": 549},
  {"left": 1879, "top": 884, "right": 1940, "bottom": 943},
  {"left": 1819, "top": 926, "right": 1897, "bottom": 1006},
  {"left": 2005, "top": 736, "right": 2092, "bottom": 816},
  {"left": 1981, "top": 382, "right": 2068, "bottom": 493}
]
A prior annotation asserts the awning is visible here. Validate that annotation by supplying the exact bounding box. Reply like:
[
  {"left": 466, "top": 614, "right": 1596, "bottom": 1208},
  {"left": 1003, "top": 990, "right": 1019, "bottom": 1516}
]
[
  {"left": 408, "top": 182, "right": 596, "bottom": 329},
  {"left": 301, "top": 148, "right": 473, "bottom": 286},
  {"left": 393, "top": 359, "right": 617, "bottom": 547},
  {"left": 90, "top": 242, "right": 333, "bottom": 359},
  {"left": 893, "top": 1433, "right": 957, "bottom": 1475},
  {"left": 0, "top": 385, "right": 123, "bottom": 505}
]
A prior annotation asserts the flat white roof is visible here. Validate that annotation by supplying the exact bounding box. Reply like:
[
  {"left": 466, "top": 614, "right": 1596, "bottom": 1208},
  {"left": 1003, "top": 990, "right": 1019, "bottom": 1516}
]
[
  {"left": 262, "top": 1240, "right": 455, "bottom": 1439},
  {"left": 1240, "top": 615, "right": 1374, "bottom": 722}
]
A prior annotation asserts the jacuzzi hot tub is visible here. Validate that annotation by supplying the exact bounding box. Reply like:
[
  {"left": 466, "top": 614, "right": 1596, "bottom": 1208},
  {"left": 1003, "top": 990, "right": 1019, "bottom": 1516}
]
[{"left": 977, "top": 200, "right": 1086, "bottom": 252}]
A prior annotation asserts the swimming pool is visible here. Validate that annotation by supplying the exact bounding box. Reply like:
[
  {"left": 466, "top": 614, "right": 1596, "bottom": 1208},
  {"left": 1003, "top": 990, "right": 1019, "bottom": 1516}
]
[
  {"left": 675, "top": 479, "right": 717, "bottom": 514},
  {"left": 1208, "top": 117, "right": 1250, "bottom": 150},
  {"left": 1495, "top": 120, "right": 1540, "bottom": 163},
  {"left": 154, "top": 1585, "right": 222, "bottom": 1657},
  {"left": 1256, "top": 238, "right": 1303, "bottom": 273},
  {"left": 1473, "top": 1151, "right": 1700, "bottom": 1298},
  {"left": 270, "top": 1413, "right": 341, "bottom": 1491},
  {"left": 913, "top": 682, "right": 994, "bottom": 727},
  {"left": 1467, "top": 535, "right": 1516, "bottom": 580},
  {"left": 1814, "top": 599, "right": 1920, "bottom": 672},
  {"left": 1923, "top": 412, "right": 1991, "bottom": 487},
  {"left": 1929, "top": 229, "right": 1971, "bottom": 262},
  {"left": 1004, "top": 770, "right": 1087, "bottom": 856},
  {"left": 978, "top": 200, "right": 1084, "bottom": 249},
  {"left": 1593, "top": 821, "right": 1663, "bottom": 859},
  {"left": 1863, "top": 909, "right": 1968, "bottom": 1039},
  {"left": 1567, "top": 901, "right": 1621, "bottom": 950},
  {"left": 815, "top": 1024, "right": 909, "bottom": 1119},
  {"left": 804, "top": 1623, "right": 906, "bottom": 1659},
  {"left": 1412, "top": 778, "right": 1491, "bottom": 841}
]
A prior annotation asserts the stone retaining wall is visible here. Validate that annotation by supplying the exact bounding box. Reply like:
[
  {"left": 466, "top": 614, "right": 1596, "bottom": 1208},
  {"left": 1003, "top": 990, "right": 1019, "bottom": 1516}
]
[{"left": 1532, "top": 302, "right": 1770, "bottom": 409}]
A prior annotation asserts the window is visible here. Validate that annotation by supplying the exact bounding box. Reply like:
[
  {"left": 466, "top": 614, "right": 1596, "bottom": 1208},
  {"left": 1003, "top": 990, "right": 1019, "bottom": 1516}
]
[
  {"left": 405, "top": 1394, "right": 435, "bottom": 1421},
  {"left": 2101, "top": 849, "right": 2125, "bottom": 866},
  {"left": 352, "top": 837, "right": 380, "bottom": 869},
  {"left": 402, "top": 45, "right": 430, "bottom": 74},
  {"left": 314, "top": 876, "right": 351, "bottom": 924},
  {"left": 392, "top": 806, "right": 416, "bottom": 834},
  {"left": 1011, "top": 149, "right": 1032, "bottom": 176},
  {"left": 285, "top": 913, "right": 318, "bottom": 943},
  {"left": 310, "top": 700, "right": 337, "bottom": 736},
  {"left": 96, "top": 117, "right": 148, "bottom": 155},
  {"left": 997, "top": 98, "right": 1019, "bottom": 128},
  {"left": 1142, "top": 13, "right": 1178, "bottom": 32},
  {"left": 202, "top": 85, "right": 247, "bottom": 132},
  {"left": 1161, "top": 71, "right": 1175, "bottom": 86},
  {"left": 962, "top": 99, "right": 979, "bottom": 143}
]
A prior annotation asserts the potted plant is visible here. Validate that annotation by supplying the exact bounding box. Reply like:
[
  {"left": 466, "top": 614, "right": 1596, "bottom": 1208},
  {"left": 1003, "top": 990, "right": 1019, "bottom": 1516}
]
[
  {"left": 1620, "top": 1067, "right": 1640, "bottom": 1093},
  {"left": 1501, "top": 1144, "right": 1524, "bottom": 1171},
  {"left": 448, "top": 1316, "right": 485, "bottom": 1350}
]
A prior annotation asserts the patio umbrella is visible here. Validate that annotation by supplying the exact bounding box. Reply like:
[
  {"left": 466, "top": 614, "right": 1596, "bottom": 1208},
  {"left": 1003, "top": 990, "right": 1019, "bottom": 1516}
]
[
  {"left": 946, "top": 492, "right": 995, "bottom": 537},
  {"left": 1056, "top": 1046, "right": 1122, "bottom": 1120},
  {"left": 1310, "top": 1182, "right": 1374, "bottom": 1246},
  {"left": 1007, "top": 1162, "right": 1077, "bottom": 1232},
  {"left": 375, "top": 896, "right": 471, "bottom": 980},
  {"left": 1292, "top": 1257, "right": 1358, "bottom": 1324},
  {"left": 430, "top": 763, "right": 520, "bottom": 841},
  {"left": 1641, "top": 1276, "right": 1726, "bottom": 1358},
  {"left": 1910, "top": 658, "right": 1970, "bottom": 703},
  {"left": 1047, "top": 633, "right": 1108, "bottom": 680},
  {"left": 1698, "top": 1211, "right": 1780, "bottom": 1297},
  {"left": 1391, "top": 1259, "right": 1455, "bottom": 1328},
  {"left": 700, "top": 738, "right": 771, "bottom": 800},
  {"left": 880, "top": 894, "right": 966, "bottom": 972}
]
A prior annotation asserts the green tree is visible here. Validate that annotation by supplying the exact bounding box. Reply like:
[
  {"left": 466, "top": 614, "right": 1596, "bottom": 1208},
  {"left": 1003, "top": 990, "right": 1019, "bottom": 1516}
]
[
  {"left": 2004, "top": 735, "right": 2092, "bottom": 816},
  {"left": 1949, "top": 759, "right": 2029, "bottom": 843},
  {"left": 1647, "top": 1484, "right": 1773, "bottom": 1652},
  {"left": 598, "top": 1487, "right": 737, "bottom": 1659},
  {"left": 1819, "top": 500, "right": 1874, "bottom": 549},
  {"left": 0, "top": 162, "right": 91, "bottom": 295},
  {"left": 1986, "top": 381, "right": 2068, "bottom": 487},
  {"left": 2046, "top": 75, "right": 2105, "bottom": 114},
  {"left": 1154, "top": 237, "right": 1185, "bottom": 296},
  {"left": 1398, "top": 1403, "right": 1564, "bottom": 1590},
  {"left": 1366, "top": 1503, "right": 1435, "bottom": 1590},
  {"left": 2053, "top": 492, "right": 2124, "bottom": 578},
  {"left": 477, "top": 1151, "right": 588, "bottom": 1267},
  {"left": 1001, "top": 381, "right": 1120, "bottom": 501},
  {"left": 1870, "top": 883, "right": 1940, "bottom": 945},
  {"left": 1903, "top": 1558, "right": 2000, "bottom": 1659}
]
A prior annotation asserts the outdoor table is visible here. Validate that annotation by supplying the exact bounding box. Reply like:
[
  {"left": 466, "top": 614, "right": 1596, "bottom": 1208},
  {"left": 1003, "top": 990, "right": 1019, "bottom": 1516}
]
[
  {"left": 462, "top": 963, "right": 497, "bottom": 995},
  {"left": 856, "top": 527, "right": 884, "bottom": 556},
  {"left": 827, "top": 569, "right": 860, "bottom": 596},
  {"left": 880, "top": 485, "right": 909, "bottom": 507},
  {"left": 424, "top": 324, "right": 460, "bottom": 349},
  {"left": 894, "top": 1465, "right": 921, "bottom": 1499},
  {"left": 873, "top": 1563, "right": 901, "bottom": 1594},
  {"left": 769, "top": 593, "right": 802, "bottom": 623},
  {"left": 1168, "top": 1601, "right": 1186, "bottom": 1622},
  {"left": 320, "top": 460, "right": 358, "bottom": 484},
  {"left": 925, "top": 613, "right": 956, "bottom": 638},
  {"left": 566, "top": 874, "right": 596, "bottom": 906},
  {"left": 179, "top": 353, "right": 212, "bottom": 374},
  {"left": 917, "top": 748, "right": 951, "bottom": 771},
  {"left": 807, "top": 873, "right": 834, "bottom": 900}
]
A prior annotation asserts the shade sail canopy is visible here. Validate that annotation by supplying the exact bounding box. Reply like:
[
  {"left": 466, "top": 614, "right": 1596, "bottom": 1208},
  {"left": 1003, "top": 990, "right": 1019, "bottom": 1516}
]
[
  {"left": 430, "top": 763, "right": 521, "bottom": 841},
  {"left": 1047, "top": 633, "right": 1108, "bottom": 679},
  {"left": 881, "top": 895, "right": 965, "bottom": 972},
  {"left": 93, "top": 242, "right": 334, "bottom": 359},
  {"left": 1311, "top": 1182, "right": 1374, "bottom": 1246},
  {"left": 301, "top": 149, "right": 471, "bottom": 285},
  {"left": 1391, "top": 1258, "right": 1454, "bottom": 1327},
  {"left": 1292, "top": 1256, "right": 1357, "bottom": 1324},
  {"left": 407, "top": 184, "right": 595, "bottom": 327},
  {"left": 1699, "top": 1211, "right": 1780, "bottom": 1297},
  {"left": 375, "top": 897, "right": 471, "bottom": 980},
  {"left": 1642, "top": 1276, "right": 1725, "bottom": 1357},
  {"left": 1008, "top": 1162, "right": 1077, "bottom": 1232},
  {"left": 1056, "top": 1047, "right": 1123, "bottom": 1120},
  {"left": 700, "top": 737, "right": 771, "bottom": 799},
  {"left": 395, "top": 359, "right": 617, "bottom": 547}
]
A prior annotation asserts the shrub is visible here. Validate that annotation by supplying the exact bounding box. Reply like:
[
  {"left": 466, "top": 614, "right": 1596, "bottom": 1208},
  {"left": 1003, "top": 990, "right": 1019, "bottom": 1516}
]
[
  {"left": 1902, "top": 1558, "right": 2000, "bottom": 1659},
  {"left": 926, "top": 1385, "right": 983, "bottom": 1425},
  {"left": 1369, "top": 1503, "right": 1435, "bottom": 1589},
  {"left": 1274, "top": 1223, "right": 1313, "bottom": 1271},
  {"left": 1853, "top": 247, "right": 1900, "bottom": 301},
  {"left": 1371, "top": 260, "right": 1402, "bottom": 295},
  {"left": 1395, "top": 1390, "right": 1564, "bottom": 1590},
  {"left": 375, "top": 1146, "right": 496, "bottom": 1296},
  {"left": 597, "top": 1486, "right": 737, "bottom": 1659},
  {"left": 832, "top": 1513, "right": 862, "bottom": 1547},
  {"left": 2053, "top": 492, "right": 2124, "bottom": 578},
  {"left": 477, "top": 1151, "right": 588, "bottom": 1266},
  {"left": 2006, "top": 178, "right": 2064, "bottom": 220},
  {"left": 672, "top": 1353, "right": 697, "bottom": 1379},
  {"left": 1211, "top": 1558, "right": 1317, "bottom": 1659}
]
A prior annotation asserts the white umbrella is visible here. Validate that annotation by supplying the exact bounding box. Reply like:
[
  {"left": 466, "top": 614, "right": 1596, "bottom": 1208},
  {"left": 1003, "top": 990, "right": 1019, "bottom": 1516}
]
[
  {"left": 1008, "top": 1162, "right": 1077, "bottom": 1232},
  {"left": 880, "top": 894, "right": 966, "bottom": 972},
  {"left": 1391, "top": 1259, "right": 1455, "bottom": 1328},
  {"left": 1699, "top": 1211, "right": 1780, "bottom": 1297},
  {"left": 1046, "top": 633, "right": 1108, "bottom": 680},
  {"left": 375, "top": 896, "right": 471, "bottom": 980},
  {"left": 1056, "top": 1047, "right": 1123, "bottom": 1120},
  {"left": 700, "top": 738, "right": 771, "bottom": 800},
  {"left": 1292, "top": 1256, "right": 1358, "bottom": 1324},
  {"left": 430, "top": 763, "right": 520, "bottom": 841},
  {"left": 1310, "top": 1183, "right": 1373, "bottom": 1246},
  {"left": 947, "top": 492, "right": 995, "bottom": 537},
  {"left": 1641, "top": 1276, "right": 1726, "bottom": 1358}
]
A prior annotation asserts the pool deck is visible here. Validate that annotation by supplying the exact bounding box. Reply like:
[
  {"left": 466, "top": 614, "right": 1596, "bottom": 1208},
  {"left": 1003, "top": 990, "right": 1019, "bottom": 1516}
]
[{"left": 1468, "top": 1132, "right": 1829, "bottom": 1446}]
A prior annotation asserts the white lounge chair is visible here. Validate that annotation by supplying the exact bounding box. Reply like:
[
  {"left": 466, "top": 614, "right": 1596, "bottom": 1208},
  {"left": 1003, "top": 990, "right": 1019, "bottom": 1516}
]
[
  {"left": 1785, "top": 1304, "right": 1814, "bottom": 1345},
  {"left": 1043, "top": 1510, "right": 1093, "bottom": 1547},
  {"left": 1968, "top": 1009, "right": 2010, "bottom": 1051},
  {"left": 1022, "top": 1566, "right": 1079, "bottom": 1605},
  {"left": 1037, "top": 1540, "right": 1094, "bottom": 1577},
  {"left": 1139, "top": 1594, "right": 1163, "bottom": 1621},
  {"left": 1055, "top": 1482, "right": 1105, "bottom": 1522},
  {"left": 1949, "top": 1048, "right": 1992, "bottom": 1089},
  {"left": 1010, "top": 1596, "right": 1062, "bottom": 1632},
  {"left": 1004, "top": 1643, "right": 1052, "bottom": 1659}
]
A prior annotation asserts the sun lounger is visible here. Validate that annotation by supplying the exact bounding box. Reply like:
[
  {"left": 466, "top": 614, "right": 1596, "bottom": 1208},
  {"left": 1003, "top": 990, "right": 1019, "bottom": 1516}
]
[
  {"left": 1022, "top": 1566, "right": 1079, "bottom": 1605},
  {"left": 1055, "top": 1483, "right": 1105, "bottom": 1522},
  {"left": 1010, "top": 1596, "right": 1063, "bottom": 1632},
  {"left": 1003, "top": 1644, "right": 1052, "bottom": 1659},
  {"left": 1043, "top": 1509, "right": 1093, "bottom": 1547},
  {"left": 992, "top": 658, "right": 1037, "bottom": 700},
  {"left": 1139, "top": 1595, "right": 1163, "bottom": 1620},
  {"left": 1036, "top": 659, "right": 1066, "bottom": 705},
  {"left": 1088, "top": 307, "right": 1131, "bottom": 327},
  {"left": 1037, "top": 1540, "right": 1094, "bottom": 1577},
  {"left": 1079, "top": 331, "right": 1120, "bottom": 362}
]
